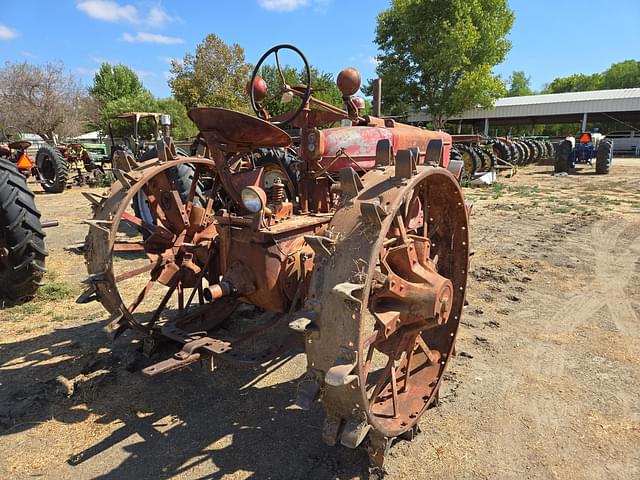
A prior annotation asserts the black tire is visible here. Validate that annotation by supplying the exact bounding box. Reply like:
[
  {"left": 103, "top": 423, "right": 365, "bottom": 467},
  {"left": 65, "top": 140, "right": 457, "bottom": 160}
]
[
  {"left": 484, "top": 149, "right": 498, "bottom": 170},
  {"left": 134, "top": 147, "right": 204, "bottom": 231},
  {"left": 544, "top": 140, "right": 555, "bottom": 160},
  {"left": 456, "top": 144, "right": 479, "bottom": 176},
  {"left": 514, "top": 142, "right": 526, "bottom": 165},
  {"left": 0, "top": 159, "right": 47, "bottom": 307},
  {"left": 36, "top": 145, "right": 68, "bottom": 194},
  {"left": 508, "top": 142, "right": 519, "bottom": 164},
  {"left": 554, "top": 140, "right": 573, "bottom": 173},
  {"left": 473, "top": 147, "right": 488, "bottom": 171},
  {"left": 595, "top": 139, "right": 613, "bottom": 174},
  {"left": 491, "top": 140, "right": 511, "bottom": 163},
  {"left": 523, "top": 140, "right": 538, "bottom": 163},
  {"left": 450, "top": 146, "right": 462, "bottom": 163}
]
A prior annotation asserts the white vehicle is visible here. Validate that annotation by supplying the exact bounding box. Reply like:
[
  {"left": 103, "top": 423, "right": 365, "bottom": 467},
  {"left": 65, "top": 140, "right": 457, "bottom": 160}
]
[{"left": 605, "top": 131, "right": 640, "bottom": 155}]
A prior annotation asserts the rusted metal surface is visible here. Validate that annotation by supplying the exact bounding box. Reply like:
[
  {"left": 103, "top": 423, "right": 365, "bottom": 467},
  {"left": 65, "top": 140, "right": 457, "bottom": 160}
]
[
  {"left": 189, "top": 107, "right": 292, "bottom": 149},
  {"left": 83, "top": 43, "right": 470, "bottom": 470}
]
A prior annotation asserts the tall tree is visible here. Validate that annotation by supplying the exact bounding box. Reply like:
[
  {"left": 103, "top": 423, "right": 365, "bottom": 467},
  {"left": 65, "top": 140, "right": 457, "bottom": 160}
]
[
  {"left": 601, "top": 60, "right": 640, "bottom": 89},
  {"left": 506, "top": 70, "right": 533, "bottom": 97},
  {"left": 169, "top": 33, "right": 252, "bottom": 111},
  {"left": 90, "top": 65, "right": 196, "bottom": 140},
  {"left": 373, "top": 0, "right": 514, "bottom": 128},
  {"left": 0, "top": 61, "right": 88, "bottom": 143},
  {"left": 90, "top": 63, "right": 146, "bottom": 104},
  {"left": 156, "top": 97, "right": 198, "bottom": 140},
  {"left": 543, "top": 73, "right": 602, "bottom": 93}
]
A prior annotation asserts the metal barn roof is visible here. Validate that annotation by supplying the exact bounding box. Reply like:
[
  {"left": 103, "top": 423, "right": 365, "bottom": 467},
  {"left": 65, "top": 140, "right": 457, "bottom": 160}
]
[{"left": 407, "top": 88, "right": 640, "bottom": 124}]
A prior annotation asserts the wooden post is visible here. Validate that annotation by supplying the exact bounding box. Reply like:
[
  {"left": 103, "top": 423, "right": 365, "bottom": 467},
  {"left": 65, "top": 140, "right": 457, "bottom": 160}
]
[{"left": 372, "top": 78, "right": 382, "bottom": 117}]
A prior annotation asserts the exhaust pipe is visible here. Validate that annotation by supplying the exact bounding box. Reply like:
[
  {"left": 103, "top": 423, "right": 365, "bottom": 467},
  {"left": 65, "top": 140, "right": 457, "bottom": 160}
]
[{"left": 203, "top": 280, "right": 234, "bottom": 303}]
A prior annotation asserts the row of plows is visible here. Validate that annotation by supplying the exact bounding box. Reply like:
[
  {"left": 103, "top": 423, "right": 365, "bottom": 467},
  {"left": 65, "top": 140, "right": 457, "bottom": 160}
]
[{"left": 79, "top": 44, "right": 469, "bottom": 470}]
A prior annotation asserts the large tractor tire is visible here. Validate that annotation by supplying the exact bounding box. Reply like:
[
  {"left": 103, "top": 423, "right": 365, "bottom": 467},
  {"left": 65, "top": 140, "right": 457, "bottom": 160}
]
[
  {"left": 491, "top": 140, "right": 511, "bottom": 163},
  {"left": 449, "top": 146, "right": 462, "bottom": 164},
  {"left": 513, "top": 142, "right": 525, "bottom": 165},
  {"left": 475, "top": 147, "right": 496, "bottom": 172},
  {"left": 508, "top": 142, "right": 520, "bottom": 164},
  {"left": 554, "top": 140, "right": 573, "bottom": 173},
  {"left": 456, "top": 144, "right": 479, "bottom": 177},
  {"left": 0, "top": 160, "right": 47, "bottom": 307},
  {"left": 523, "top": 140, "right": 539, "bottom": 163},
  {"left": 595, "top": 139, "right": 613, "bottom": 174},
  {"left": 133, "top": 147, "right": 204, "bottom": 227},
  {"left": 36, "top": 145, "right": 69, "bottom": 193}
]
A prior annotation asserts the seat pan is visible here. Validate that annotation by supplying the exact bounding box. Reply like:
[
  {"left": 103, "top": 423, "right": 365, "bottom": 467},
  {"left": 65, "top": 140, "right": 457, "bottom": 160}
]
[
  {"left": 188, "top": 107, "right": 291, "bottom": 149},
  {"left": 8, "top": 140, "right": 32, "bottom": 150}
]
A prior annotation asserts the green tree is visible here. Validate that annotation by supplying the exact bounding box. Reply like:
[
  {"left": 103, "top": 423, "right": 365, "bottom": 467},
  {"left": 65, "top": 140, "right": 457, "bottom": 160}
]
[
  {"left": 156, "top": 97, "right": 197, "bottom": 140},
  {"left": 90, "top": 65, "right": 196, "bottom": 140},
  {"left": 373, "top": 0, "right": 514, "bottom": 128},
  {"left": 257, "top": 64, "right": 343, "bottom": 117},
  {"left": 506, "top": 70, "right": 533, "bottom": 97},
  {"left": 543, "top": 73, "right": 601, "bottom": 93},
  {"left": 601, "top": 60, "right": 640, "bottom": 89},
  {"left": 90, "top": 63, "right": 146, "bottom": 104},
  {"left": 169, "top": 33, "right": 252, "bottom": 111}
]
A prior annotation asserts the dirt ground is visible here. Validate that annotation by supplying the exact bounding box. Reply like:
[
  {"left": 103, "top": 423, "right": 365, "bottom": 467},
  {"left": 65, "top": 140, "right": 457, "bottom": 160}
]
[{"left": 1, "top": 159, "right": 639, "bottom": 479}]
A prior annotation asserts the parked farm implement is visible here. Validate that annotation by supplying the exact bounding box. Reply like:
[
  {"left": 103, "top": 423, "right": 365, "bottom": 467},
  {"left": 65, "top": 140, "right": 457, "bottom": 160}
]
[
  {"left": 554, "top": 132, "right": 613, "bottom": 174},
  {"left": 0, "top": 128, "right": 69, "bottom": 193},
  {"left": 80, "top": 44, "right": 470, "bottom": 468}
]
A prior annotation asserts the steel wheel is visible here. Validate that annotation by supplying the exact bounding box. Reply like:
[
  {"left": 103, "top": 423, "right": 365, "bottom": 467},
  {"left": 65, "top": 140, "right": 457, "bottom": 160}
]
[
  {"left": 305, "top": 165, "right": 469, "bottom": 461},
  {"left": 83, "top": 158, "right": 217, "bottom": 334}
]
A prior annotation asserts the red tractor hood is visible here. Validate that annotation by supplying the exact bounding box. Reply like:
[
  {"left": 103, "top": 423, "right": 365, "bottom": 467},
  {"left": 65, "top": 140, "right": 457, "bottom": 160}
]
[{"left": 315, "top": 124, "right": 451, "bottom": 172}]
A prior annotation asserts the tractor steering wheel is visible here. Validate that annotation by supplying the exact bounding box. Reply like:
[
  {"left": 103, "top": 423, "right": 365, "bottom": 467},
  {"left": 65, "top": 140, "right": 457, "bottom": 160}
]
[{"left": 249, "top": 44, "right": 311, "bottom": 127}]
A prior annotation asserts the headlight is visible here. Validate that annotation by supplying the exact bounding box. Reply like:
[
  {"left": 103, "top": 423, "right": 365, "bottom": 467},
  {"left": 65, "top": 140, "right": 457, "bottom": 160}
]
[{"left": 241, "top": 186, "right": 266, "bottom": 213}]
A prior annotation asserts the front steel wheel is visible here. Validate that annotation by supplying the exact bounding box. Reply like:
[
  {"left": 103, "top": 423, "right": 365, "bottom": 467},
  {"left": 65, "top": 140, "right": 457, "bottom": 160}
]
[{"left": 304, "top": 164, "right": 469, "bottom": 465}]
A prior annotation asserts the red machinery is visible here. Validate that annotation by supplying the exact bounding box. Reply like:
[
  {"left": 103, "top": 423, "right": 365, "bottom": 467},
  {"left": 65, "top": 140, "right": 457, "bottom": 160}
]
[{"left": 81, "top": 44, "right": 469, "bottom": 468}]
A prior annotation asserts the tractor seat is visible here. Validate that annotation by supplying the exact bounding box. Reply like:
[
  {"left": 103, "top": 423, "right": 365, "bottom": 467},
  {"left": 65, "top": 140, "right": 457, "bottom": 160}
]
[
  {"left": 8, "top": 140, "right": 32, "bottom": 150},
  {"left": 188, "top": 107, "right": 291, "bottom": 150}
]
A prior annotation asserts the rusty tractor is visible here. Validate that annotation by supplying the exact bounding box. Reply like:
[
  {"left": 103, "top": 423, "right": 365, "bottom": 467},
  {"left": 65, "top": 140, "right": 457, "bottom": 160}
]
[{"left": 81, "top": 44, "right": 470, "bottom": 468}]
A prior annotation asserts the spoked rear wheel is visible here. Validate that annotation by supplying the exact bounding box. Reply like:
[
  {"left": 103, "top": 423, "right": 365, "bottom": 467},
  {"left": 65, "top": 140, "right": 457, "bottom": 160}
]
[
  {"left": 305, "top": 165, "right": 469, "bottom": 466},
  {"left": 83, "top": 158, "right": 218, "bottom": 335}
]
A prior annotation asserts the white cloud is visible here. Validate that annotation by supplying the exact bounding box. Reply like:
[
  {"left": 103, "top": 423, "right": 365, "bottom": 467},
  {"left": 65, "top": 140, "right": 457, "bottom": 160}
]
[
  {"left": 75, "top": 66, "right": 99, "bottom": 76},
  {"left": 258, "top": 0, "right": 309, "bottom": 12},
  {"left": 122, "top": 32, "right": 184, "bottom": 44},
  {"left": 0, "top": 25, "right": 18, "bottom": 40},
  {"left": 134, "top": 69, "right": 157, "bottom": 78},
  {"left": 147, "top": 6, "right": 173, "bottom": 27},
  {"left": 366, "top": 56, "right": 379, "bottom": 66},
  {"left": 77, "top": 1, "right": 175, "bottom": 27},
  {"left": 163, "top": 71, "right": 173, "bottom": 80},
  {"left": 77, "top": 0, "right": 137, "bottom": 22}
]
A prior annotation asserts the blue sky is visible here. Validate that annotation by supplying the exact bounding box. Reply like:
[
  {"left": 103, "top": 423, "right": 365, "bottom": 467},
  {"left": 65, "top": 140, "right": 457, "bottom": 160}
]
[{"left": 0, "top": 0, "right": 639, "bottom": 98}]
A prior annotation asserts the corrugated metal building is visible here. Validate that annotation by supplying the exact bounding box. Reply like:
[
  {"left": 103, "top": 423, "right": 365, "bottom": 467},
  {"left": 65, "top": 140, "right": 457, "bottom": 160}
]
[{"left": 407, "top": 88, "right": 640, "bottom": 133}]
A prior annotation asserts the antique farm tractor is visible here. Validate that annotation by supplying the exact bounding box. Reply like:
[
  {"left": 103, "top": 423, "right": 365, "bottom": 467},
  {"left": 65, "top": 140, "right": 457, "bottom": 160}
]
[{"left": 81, "top": 45, "right": 470, "bottom": 468}]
